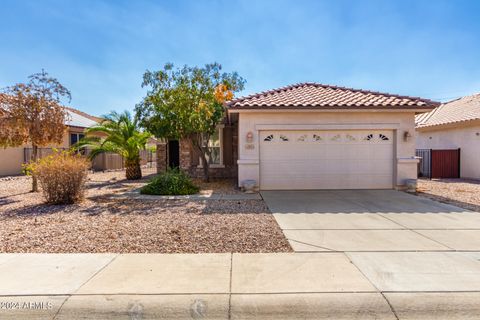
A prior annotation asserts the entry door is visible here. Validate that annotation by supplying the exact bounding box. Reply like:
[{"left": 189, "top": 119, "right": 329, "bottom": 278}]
[
  {"left": 259, "top": 130, "right": 394, "bottom": 190},
  {"left": 168, "top": 140, "right": 180, "bottom": 168}
]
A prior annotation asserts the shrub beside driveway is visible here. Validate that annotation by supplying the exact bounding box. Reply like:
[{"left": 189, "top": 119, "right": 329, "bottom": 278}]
[{"left": 0, "top": 170, "right": 291, "bottom": 253}]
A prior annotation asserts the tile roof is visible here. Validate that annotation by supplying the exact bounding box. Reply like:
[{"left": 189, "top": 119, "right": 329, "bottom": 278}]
[
  {"left": 416, "top": 93, "right": 480, "bottom": 128},
  {"left": 227, "top": 82, "right": 439, "bottom": 110}
]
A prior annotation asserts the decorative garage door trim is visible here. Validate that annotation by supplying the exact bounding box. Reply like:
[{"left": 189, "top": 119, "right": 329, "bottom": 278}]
[
  {"left": 259, "top": 130, "right": 394, "bottom": 190},
  {"left": 261, "top": 131, "right": 392, "bottom": 143}
]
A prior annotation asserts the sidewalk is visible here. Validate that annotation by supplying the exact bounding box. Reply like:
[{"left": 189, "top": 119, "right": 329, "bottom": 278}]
[{"left": 1, "top": 252, "right": 480, "bottom": 319}]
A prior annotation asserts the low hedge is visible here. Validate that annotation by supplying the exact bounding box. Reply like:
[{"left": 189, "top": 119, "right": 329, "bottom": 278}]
[{"left": 140, "top": 168, "right": 199, "bottom": 195}]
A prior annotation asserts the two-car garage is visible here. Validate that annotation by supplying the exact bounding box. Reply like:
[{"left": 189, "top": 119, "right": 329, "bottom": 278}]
[
  {"left": 259, "top": 130, "right": 394, "bottom": 190},
  {"left": 228, "top": 82, "right": 439, "bottom": 191}
]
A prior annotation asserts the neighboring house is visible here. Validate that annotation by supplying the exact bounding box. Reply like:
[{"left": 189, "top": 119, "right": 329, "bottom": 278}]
[
  {"left": 0, "top": 107, "right": 100, "bottom": 176},
  {"left": 157, "top": 82, "right": 439, "bottom": 190},
  {"left": 416, "top": 93, "right": 480, "bottom": 179}
]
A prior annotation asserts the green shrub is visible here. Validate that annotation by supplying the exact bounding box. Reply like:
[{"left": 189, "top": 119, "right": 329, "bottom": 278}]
[
  {"left": 28, "top": 151, "right": 89, "bottom": 204},
  {"left": 140, "top": 169, "right": 199, "bottom": 195}
]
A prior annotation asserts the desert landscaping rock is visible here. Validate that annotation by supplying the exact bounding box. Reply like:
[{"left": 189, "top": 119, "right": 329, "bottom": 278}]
[
  {"left": 417, "top": 178, "right": 480, "bottom": 212},
  {"left": 0, "top": 171, "right": 291, "bottom": 253}
]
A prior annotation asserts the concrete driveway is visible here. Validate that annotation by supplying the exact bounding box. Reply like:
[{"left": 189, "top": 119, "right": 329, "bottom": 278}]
[
  {"left": 262, "top": 190, "right": 480, "bottom": 252},
  {"left": 258, "top": 190, "right": 480, "bottom": 318}
]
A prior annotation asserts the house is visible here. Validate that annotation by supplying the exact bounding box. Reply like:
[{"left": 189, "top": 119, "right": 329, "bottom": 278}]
[
  {"left": 0, "top": 107, "right": 100, "bottom": 176},
  {"left": 416, "top": 93, "right": 480, "bottom": 179},
  {"left": 157, "top": 82, "right": 439, "bottom": 190}
]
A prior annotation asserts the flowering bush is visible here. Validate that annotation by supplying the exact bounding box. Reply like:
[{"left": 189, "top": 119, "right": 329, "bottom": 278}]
[{"left": 28, "top": 151, "right": 89, "bottom": 204}]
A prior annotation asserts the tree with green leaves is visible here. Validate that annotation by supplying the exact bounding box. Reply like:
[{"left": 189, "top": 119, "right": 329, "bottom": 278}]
[
  {"left": 0, "top": 70, "right": 71, "bottom": 192},
  {"left": 135, "top": 62, "right": 245, "bottom": 182},
  {"left": 76, "top": 111, "right": 151, "bottom": 180}
]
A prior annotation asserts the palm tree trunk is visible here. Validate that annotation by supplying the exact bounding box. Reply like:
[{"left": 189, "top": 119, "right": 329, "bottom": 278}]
[{"left": 125, "top": 159, "right": 142, "bottom": 180}]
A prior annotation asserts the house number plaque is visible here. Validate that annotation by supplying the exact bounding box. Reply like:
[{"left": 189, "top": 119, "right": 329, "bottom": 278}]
[{"left": 245, "top": 143, "right": 255, "bottom": 150}]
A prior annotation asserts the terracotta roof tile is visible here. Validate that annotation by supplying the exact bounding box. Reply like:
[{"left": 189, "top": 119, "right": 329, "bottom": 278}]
[
  {"left": 227, "top": 82, "right": 439, "bottom": 110},
  {"left": 415, "top": 93, "right": 480, "bottom": 128}
]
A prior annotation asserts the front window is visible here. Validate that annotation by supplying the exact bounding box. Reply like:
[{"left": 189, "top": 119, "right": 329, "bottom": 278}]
[
  {"left": 70, "top": 133, "right": 85, "bottom": 146},
  {"left": 206, "top": 128, "right": 221, "bottom": 165},
  {"left": 200, "top": 125, "right": 223, "bottom": 166}
]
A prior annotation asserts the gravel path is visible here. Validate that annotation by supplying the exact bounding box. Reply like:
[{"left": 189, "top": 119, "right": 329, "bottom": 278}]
[
  {"left": 0, "top": 172, "right": 291, "bottom": 253},
  {"left": 417, "top": 178, "right": 480, "bottom": 212}
]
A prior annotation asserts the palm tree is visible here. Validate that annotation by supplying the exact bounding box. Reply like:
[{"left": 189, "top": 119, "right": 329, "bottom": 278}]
[{"left": 76, "top": 111, "right": 152, "bottom": 180}]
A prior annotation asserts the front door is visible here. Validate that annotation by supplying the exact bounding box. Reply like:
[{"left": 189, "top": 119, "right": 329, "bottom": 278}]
[{"left": 168, "top": 140, "right": 180, "bottom": 168}]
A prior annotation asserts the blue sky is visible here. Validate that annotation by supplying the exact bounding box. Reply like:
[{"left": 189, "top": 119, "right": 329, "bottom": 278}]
[{"left": 1, "top": 0, "right": 479, "bottom": 116}]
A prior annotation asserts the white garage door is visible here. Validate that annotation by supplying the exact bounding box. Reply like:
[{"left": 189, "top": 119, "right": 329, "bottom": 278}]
[{"left": 259, "top": 130, "right": 394, "bottom": 190}]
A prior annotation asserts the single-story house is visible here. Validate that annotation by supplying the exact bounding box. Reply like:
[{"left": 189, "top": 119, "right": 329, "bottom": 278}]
[
  {"left": 416, "top": 93, "right": 480, "bottom": 179},
  {"left": 0, "top": 107, "right": 101, "bottom": 176},
  {"left": 157, "top": 82, "right": 439, "bottom": 190}
]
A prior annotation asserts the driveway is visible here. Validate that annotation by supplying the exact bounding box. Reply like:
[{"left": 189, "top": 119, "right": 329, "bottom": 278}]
[
  {"left": 259, "top": 190, "right": 480, "bottom": 317},
  {"left": 262, "top": 190, "right": 480, "bottom": 252}
]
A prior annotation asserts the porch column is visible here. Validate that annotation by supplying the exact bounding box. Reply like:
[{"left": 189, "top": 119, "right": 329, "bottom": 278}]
[{"left": 156, "top": 143, "right": 167, "bottom": 174}]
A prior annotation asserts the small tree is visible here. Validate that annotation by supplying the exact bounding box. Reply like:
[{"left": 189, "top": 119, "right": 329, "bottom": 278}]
[
  {"left": 0, "top": 70, "right": 71, "bottom": 192},
  {"left": 135, "top": 63, "right": 245, "bottom": 182},
  {"left": 75, "top": 111, "right": 152, "bottom": 180}
]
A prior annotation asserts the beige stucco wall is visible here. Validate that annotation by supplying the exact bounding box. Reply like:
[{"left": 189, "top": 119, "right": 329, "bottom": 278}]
[
  {"left": 0, "top": 128, "right": 86, "bottom": 176},
  {"left": 416, "top": 123, "right": 480, "bottom": 179},
  {"left": 0, "top": 147, "right": 25, "bottom": 176},
  {"left": 234, "top": 111, "right": 418, "bottom": 189}
]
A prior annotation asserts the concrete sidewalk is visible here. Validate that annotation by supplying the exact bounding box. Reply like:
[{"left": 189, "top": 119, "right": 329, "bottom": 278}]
[{"left": 1, "top": 253, "right": 480, "bottom": 319}]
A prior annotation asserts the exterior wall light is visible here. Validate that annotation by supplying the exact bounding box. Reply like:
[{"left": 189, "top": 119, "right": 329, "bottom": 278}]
[{"left": 403, "top": 131, "right": 412, "bottom": 142}]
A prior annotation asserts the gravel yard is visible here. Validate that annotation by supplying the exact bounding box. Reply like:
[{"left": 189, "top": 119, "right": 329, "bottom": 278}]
[
  {"left": 417, "top": 178, "right": 480, "bottom": 212},
  {"left": 0, "top": 171, "right": 291, "bottom": 253}
]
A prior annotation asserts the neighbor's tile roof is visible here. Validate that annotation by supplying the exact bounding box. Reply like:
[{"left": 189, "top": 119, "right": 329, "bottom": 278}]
[
  {"left": 65, "top": 107, "right": 100, "bottom": 128},
  {"left": 0, "top": 94, "right": 100, "bottom": 128},
  {"left": 228, "top": 82, "right": 439, "bottom": 110},
  {"left": 416, "top": 93, "right": 480, "bottom": 128}
]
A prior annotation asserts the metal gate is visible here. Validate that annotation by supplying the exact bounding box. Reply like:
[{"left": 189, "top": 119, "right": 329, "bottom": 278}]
[
  {"left": 416, "top": 149, "right": 431, "bottom": 178},
  {"left": 416, "top": 148, "right": 460, "bottom": 179}
]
